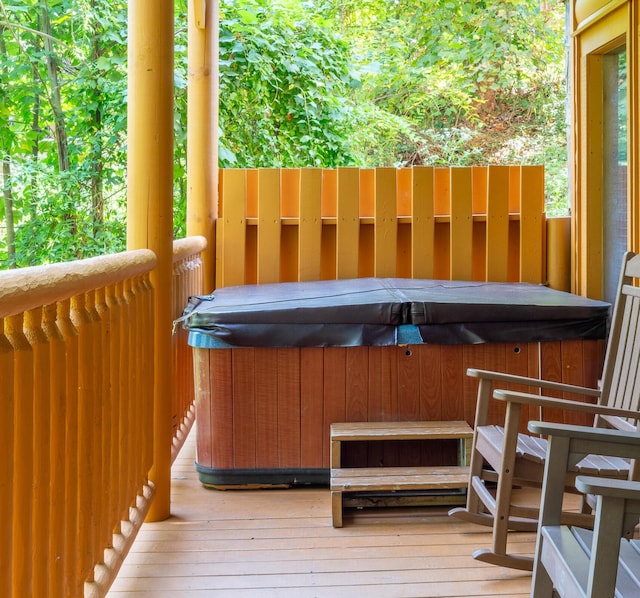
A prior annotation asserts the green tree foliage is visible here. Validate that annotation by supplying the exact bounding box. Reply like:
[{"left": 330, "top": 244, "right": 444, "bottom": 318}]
[
  {"left": 0, "top": 0, "right": 568, "bottom": 268},
  {"left": 218, "top": 0, "right": 360, "bottom": 167},
  {"left": 320, "top": 0, "right": 568, "bottom": 213},
  {"left": 0, "top": 0, "right": 129, "bottom": 267}
]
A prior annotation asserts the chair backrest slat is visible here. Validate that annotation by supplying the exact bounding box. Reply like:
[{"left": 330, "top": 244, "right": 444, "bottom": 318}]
[{"left": 597, "top": 252, "right": 640, "bottom": 431}]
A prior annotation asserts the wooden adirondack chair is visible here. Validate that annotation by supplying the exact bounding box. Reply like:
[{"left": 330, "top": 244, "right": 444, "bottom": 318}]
[
  {"left": 529, "top": 421, "right": 640, "bottom": 598},
  {"left": 449, "top": 251, "right": 640, "bottom": 570}
]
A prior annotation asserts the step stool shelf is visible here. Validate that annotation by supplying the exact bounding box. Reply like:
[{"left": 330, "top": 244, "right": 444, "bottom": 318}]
[{"left": 330, "top": 420, "right": 473, "bottom": 527}]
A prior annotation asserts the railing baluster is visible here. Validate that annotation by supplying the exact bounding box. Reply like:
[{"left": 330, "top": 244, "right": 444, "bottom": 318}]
[
  {"left": 0, "top": 320, "right": 14, "bottom": 598},
  {"left": 0, "top": 249, "right": 167, "bottom": 597},
  {"left": 25, "top": 307, "right": 51, "bottom": 598},
  {"left": 56, "top": 298, "right": 79, "bottom": 597},
  {"left": 44, "top": 303, "right": 66, "bottom": 598},
  {"left": 6, "top": 313, "right": 34, "bottom": 597}
]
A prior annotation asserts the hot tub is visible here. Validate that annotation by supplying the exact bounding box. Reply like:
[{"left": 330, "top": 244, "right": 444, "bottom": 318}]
[{"left": 182, "top": 278, "right": 609, "bottom": 488}]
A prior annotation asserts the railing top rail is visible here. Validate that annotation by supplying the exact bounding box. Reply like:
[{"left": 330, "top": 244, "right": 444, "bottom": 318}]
[
  {"left": 173, "top": 236, "right": 208, "bottom": 262},
  {"left": 0, "top": 249, "right": 156, "bottom": 318}
]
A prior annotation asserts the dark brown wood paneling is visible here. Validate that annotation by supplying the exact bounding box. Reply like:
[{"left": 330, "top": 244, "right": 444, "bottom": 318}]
[
  {"left": 323, "top": 348, "right": 346, "bottom": 468},
  {"left": 232, "top": 348, "right": 256, "bottom": 468},
  {"left": 278, "top": 348, "right": 301, "bottom": 467},
  {"left": 209, "top": 349, "right": 234, "bottom": 469},
  {"left": 300, "top": 347, "right": 324, "bottom": 468},
  {"left": 254, "top": 347, "right": 278, "bottom": 468}
]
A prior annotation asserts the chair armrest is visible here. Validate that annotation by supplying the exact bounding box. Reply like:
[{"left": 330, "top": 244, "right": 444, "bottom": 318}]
[
  {"left": 527, "top": 421, "right": 640, "bottom": 462},
  {"left": 576, "top": 475, "right": 640, "bottom": 499},
  {"left": 495, "top": 389, "right": 640, "bottom": 421},
  {"left": 467, "top": 368, "right": 601, "bottom": 398}
]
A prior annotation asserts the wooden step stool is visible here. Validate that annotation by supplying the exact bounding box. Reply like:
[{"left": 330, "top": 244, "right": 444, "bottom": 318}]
[{"left": 330, "top": 421, "right": 473, "bottom": 527}]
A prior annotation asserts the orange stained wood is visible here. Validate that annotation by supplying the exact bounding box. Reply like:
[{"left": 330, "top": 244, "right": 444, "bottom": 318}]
[
  {"left": 449, "top": 167, "right": 474, "bottom": 281},
  {"left": 374, "top": 168, "right": 398, "bottom": 277},
  {"left": 0, "top": 327, "right": 12, "bottom": 598},
  {"left": 1, "top": 250, "right": 162, "bottom": 598},
  {"left": 486, "top": 165, "right": 510, "bottom": 282},
  {"left": 571, "top": 2, "right": 631, "bottom": 297},
  {"left": 217, "top": 168, "right": 247, "bottom": 287},
  {"left": 8, "top": 313, "right": 35, "bottom": 596},
  {"left": 411, "top": 166, "right": 436, "bottom": 279},
  {"left": 336, "top": 168, "right": 360, "bottom": 279},
  {"left": 519, "top": 165, "right": 545, "bottom": 284},
  {"left": 257, "top": 168, "right": 281, "bottom": 283},
  {"left": 216, "top": 165, "right": 553, "bottom": 288},
  {"left": 298, "top": 169, "right": 323, "bottom": 281}
]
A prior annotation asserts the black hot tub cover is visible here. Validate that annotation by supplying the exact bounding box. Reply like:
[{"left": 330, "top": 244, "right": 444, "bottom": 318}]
[{"left": 181, "top": 278, "right": 610, "bottom": 347}]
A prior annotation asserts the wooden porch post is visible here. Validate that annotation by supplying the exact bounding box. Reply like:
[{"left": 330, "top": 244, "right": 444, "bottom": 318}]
[
  {"left": 127, "top": 0, "right": 174, "bottom": 521},
  {"left": 187, "top": 0, "right": 219, "bottom": 294}
]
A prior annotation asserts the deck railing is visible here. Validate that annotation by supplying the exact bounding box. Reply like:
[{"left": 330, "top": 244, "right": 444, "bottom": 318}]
[
  {"left": 1, "top": 251, "right": 156, "bottom": 598},
  {"left": 171, "top": 236, "right": 207, "bottom": 461},
  {"left": 0, "top": 237, "right": 206, "bottom": 598},
  {"left": 217, "top": 165, "right": 569, "bottom": 289}
]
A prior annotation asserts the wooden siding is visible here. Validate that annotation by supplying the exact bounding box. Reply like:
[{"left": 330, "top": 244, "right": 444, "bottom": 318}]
[{"left": 194, "top": 339, "right": 605, "bottom": 473}]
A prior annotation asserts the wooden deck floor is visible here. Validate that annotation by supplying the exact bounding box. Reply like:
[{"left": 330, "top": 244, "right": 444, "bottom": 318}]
[{"left": 107, "top": 428, "right": 536, "bottom": 597}]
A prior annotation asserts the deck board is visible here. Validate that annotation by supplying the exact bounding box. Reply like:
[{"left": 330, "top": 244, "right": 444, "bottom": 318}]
[{"left": 107, "top": 426, "right": 535, "bottom": 597}]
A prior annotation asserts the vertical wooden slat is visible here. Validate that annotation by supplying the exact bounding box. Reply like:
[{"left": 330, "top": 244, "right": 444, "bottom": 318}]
[
  {"left": 218, "top": 169, "right": 247, "bottom": 287},
  {"left": 0, "top": 321, "right": 13, "bottom": 598},
  {"left": 486, "top": 165, "right": 511, "bottom": 282},
  {"left": 281, "top": 168, "right": 300, "bottom": 219},
  {"left": 411, "top": 166, "right": 435, "bottom": 279},
  {"left": 87, "top": 291, "right": 105, "bottom": 563},
  {"left": 359, "top": 168, "right": 375, "bottom": 217},
  {"left": 520, "top": 165, "right": 545, "bottom": 283},
  {"left": 123, "top": 280, "right": 137, "bottom": 505},
  {"left": 103, "top": 283, "right": 120, "bottom": 533},
  {"left": 374, "top": 167, "right": 398, "bottom": 277},
  {"left": 450, "top": 167, "right": 474, "bottom": 280},
  {"left": 71, "top": 294, "right": 96, "bottom": 585},
  {"left": 25, "top": 308, "right": 50, "bottom": 598},
  {"left": 7, "top": 313, "right": 34, "bottom": 598},
  {"left": 298, "top": 168, "right": 323, "bottom": 281},
  {"left": 117, "top": 281, "right": 132, "bottom": 523},
  {"left": 55, "top": 299, "right": 78, "bottom": 597},
  {"left": 257, "top": 168, "right": 281, "bottom": 283},
  {"left": 336, "top": 168, "right": 360, "bottom": 279},
  {"left": 140, "top": 274, "right": 156, "bottom": 476}
]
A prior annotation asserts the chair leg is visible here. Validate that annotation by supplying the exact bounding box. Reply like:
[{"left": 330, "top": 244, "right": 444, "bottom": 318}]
[
  {"left": 448, "top": 423, "right": 495, "bottom": 526},
  {"left": 472, "top": 402, "right": 536, "bottom": 571}
]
